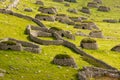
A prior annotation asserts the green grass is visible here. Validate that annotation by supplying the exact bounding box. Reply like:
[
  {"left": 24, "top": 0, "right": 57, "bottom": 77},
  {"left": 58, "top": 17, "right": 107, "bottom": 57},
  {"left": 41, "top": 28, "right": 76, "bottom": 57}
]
[{"left": 0, "top": 0, "right": 120, "bottom": 79}]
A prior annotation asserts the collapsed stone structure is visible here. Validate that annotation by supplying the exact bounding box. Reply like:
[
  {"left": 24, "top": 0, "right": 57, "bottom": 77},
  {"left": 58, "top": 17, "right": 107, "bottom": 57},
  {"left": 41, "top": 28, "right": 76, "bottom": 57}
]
[
  {"left": 38, "top": 6, "right": 57, "bottom": 14},
  {"left": 53, "top": 54, "right": 77, "bottom": 68},
  {"left": 0, "top": 38, "right": 41, "bottom": 53},
  {"left": 64, "top": 0, "right": 77, "bottom": 3},
  {"left": 98, "top": 6, "right": 110, "bottom": 12},
  {"left": 78, "top": 66, "right": 120, "bottom": 80},
  {"left": 69, "top": 17, "right": 81, "bottom": 22},
  {"left": 67, "top": 8, "right": 78, "bottom": 14},
  {"left": 35, "top": 14, "right": 55, "bottom": 22},
  {"left": 111, "top": 44, "right": 120, "bottom": 52},
  {"left": 93, "top": 0, "right": 102, "bottom": 4},
  {"left": 89, "top": 30, "right": 104, "bottom": 38},
  {"left": 53, "top": 0, "right": 64, "bottom": 2},
  {"left": 35, "top": 0, "right": 44, "bottom": 5},
  {"left": 87, "top": 2, "right": 98, "bottom": 8},
  {"left": 80, "top": 38, "right": 98, "bottom": 50},
  {"left": 103, "top": 19, "right": 118, "bottom": 23},
  {"left": 24, "top": 8, "right": 33, "bottom": 12}
]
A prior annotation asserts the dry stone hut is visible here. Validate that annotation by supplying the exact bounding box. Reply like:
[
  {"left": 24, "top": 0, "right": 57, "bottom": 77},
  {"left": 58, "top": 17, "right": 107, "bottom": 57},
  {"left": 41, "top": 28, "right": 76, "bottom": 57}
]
[
  {"left": 52, "top": 54, "right": 77, "bottom": 68},
  {"left": 93, "top": 0, "right": 102, "bottom": 4},
  {"left": 89, "top": 30, "right": 104, "bottom": 38},
  {"left": 74, "top": 22, "right": 99, "bottom": 30},
  {"left": 38, "top": 6, "right": 57, "bottom": 14},
  {"left": 80, "top": 7, "right": 90, "bottom": 14},
  {"left": 87, "top": 2, "right": 98, "bottom": 8},
  {"left": 35, "top": 0, "right": 44, "bottom": 5},
  {"left": 80, "top": 38, "right": 98, "bottom": 50},
  {"left": 78, "top": 66, "right": 120, "bottom": 80},
  {"left": 35, "top": 14, "right": 55, "bottom": 22},
  {"left": 98, "top": 6, "right": 110, "bottom": 12},
  {"left": 111, "top": 44, "right": 120, "bottom": 52},
  {"left": 53, "top": 0, "right": 64, "bottom": 2}
]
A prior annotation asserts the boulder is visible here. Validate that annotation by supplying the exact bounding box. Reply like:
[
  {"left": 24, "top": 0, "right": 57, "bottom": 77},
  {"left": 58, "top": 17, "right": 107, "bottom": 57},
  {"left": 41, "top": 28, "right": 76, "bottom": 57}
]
[
  {"left": 80, "top": 7, "right": 90, "bottom": 14},
  {"left": 89, "top": 30, "right": 104, "bottom": 38},
  {"left": 98, "top": 6, "right": 110, "bottom": 12},
  {"left": 38, "top": 6, "right": 57, "bottom": 14},
  {"left": 80, "top": 38, "right": 98, "bottom": 50}
]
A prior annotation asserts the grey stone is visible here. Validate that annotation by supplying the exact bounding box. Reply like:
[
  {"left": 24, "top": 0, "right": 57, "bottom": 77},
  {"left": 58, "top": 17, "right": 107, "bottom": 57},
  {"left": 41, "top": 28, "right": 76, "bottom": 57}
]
[
  {"left": 87, "top": 2, "right": 98, "bottom": 8},
  {"left": 24, "top": 8, "right": 33, "bottom": 12},
  {"left": 98, "top": 6, "right": 110, "bottom": 12},
  {"left": 89, "top": 31, "right": 104, "bottom": 38},
  {"left": 80, "top": 7, "right": 90, "bottom": 14}
]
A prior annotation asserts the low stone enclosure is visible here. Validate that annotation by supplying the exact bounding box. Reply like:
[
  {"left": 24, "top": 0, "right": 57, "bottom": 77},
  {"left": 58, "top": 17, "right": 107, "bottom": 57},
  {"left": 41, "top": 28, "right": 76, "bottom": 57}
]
[
  {"left": 52, "top": 54, "right": 77, "bottom": 68},
  {"left": 38, "top": 6, "right": 58, "bottom": 14},
  {"left": 26, "top": 25, "right": 117, "bottom": 70},
  {"left": 0, "top": 38, "right": 41, "bottom": 53},
  {"left": 78, "top": 66, "right": 120, "bottom": 80}
]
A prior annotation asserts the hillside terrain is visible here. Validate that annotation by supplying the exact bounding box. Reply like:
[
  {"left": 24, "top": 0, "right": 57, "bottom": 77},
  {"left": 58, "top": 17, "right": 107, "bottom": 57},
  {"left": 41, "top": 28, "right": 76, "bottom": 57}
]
[{"left": 0, "top": 0, "right": 120, "bottom": 80}]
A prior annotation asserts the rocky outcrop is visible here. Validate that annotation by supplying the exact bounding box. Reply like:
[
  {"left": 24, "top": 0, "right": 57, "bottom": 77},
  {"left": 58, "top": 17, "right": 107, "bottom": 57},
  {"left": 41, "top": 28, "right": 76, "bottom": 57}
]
[
  {"left": 0, "top": 38, "right": 41, "bottom": 53},
  {"left": 78, "top": 66, "right": 120, "bottom": 80}
]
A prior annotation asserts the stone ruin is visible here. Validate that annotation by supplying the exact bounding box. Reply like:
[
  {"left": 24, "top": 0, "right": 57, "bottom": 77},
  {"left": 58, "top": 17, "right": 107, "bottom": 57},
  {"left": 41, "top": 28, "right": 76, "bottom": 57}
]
[
  {"left": 26, "top": 25, "right": 75, "bottom": 45},
  {"left": 89, "top": 30, "right": 104, "bottom": 38},
  {"left": 80, "top": 7, "right": 90, "bottom": 14},
  {"left": 93, "top": 0, "right": 102, "bottom": 4},
  {"left": 111, "top": 44, "right": 120, "bottom": 52},
  {"left": 69, "top": 17, "right": 82, "bottom": 22},
  {"left": 75, "top": 31, "right": 88, "bottom": 36},
  {"left": 64, "top": 0, "right": 77, "bottom": 3},
  {"left": 64, "top": 3, "right": 70, "bottom": 7},
  {"left": 24, "top": 8, "right": 33, "bottom": 12},
  {"left": 67, "top": 8, "right": 78, "bottom": 14},
  {"left": 98, "top": 6, "right": 110, "bottom": 12},
  {"left": 35, "top": 14, "right": 55, "bottom": 22},
  {"left": 53, "top": 0, "right": 64, "bottom": 2},
  {"left": 0, "top": 38, "right": 41, "bottom": 53},
  {"left": 87, "top": 2, "right": 99, "bottom": 8},
  {"left": 35, "top": 0, "right": 44, "bottom": 6},
  {"left": 80, "top": 38, "right": 98, "bottom": 50},
  {"left": 38, "top": 6, "right": 57, "bottom": 14},
  {"left": 52, "top": 54, "right": 77, "bottom": 68},
  {"left": 74, "top": 22, "right": 99, "bottom": 30},
  {"left": 103, "top": 19, "right": 118, "bottom": 23},
  {"left": 78, "top": 66, "right": 120, "bottom": 80}
]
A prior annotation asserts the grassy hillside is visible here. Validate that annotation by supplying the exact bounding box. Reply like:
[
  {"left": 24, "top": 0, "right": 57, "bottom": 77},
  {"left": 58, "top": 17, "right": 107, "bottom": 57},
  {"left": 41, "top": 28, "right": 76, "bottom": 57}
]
[{"left": 0, "top": 0, "right": 120, "bottom": 80}]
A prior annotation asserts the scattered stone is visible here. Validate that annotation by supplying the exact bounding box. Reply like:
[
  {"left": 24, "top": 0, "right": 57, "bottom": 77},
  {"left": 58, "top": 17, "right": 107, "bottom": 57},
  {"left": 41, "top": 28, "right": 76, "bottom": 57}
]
[
  {"left": 75, "top": 31, "right": 88, "bottom": 36},
  {"left": 67, "top": 8, "right": 78, "bottom": 14},
  {"left": 111, "top": 44, "right": 120, "bottom": 52},
  {"left": 38, "top": 6, "right": 57, "bottom": 14},
  {"left": 98, "top": 6, "right": 110, "bottom": 12},
  {"left": 89, "top": 30, "right": 104, "bottom": 38},
  {"left": 52, "top": 54, "right": 77, "bottom": 68},
  {"left": 93, "top": 0, "right": 102, "bottom": 4},
  {"left": 80, "top": 38, "right": 98, "bottom": 50},
  {"left": 53, "top": 0, "right": 64, "bottom": 2},
  {"left": 80, "top": 7, "right": 90, "bottom": 14},
  {"left": 69, "top": 17, "right": 81, "bottom": 22},
  {"left": 24, "top": 8, "right": 33, "bottom": 12},
  {"left": 78, "top": 66, "right": 120, "bottom": 80},
  {"left": 87, "top": 2, "right": 98, "bottom": 8},
  {"left": 103, "top": 19, "right": 118, "bottom": 23},
  {"left": 64, "top": 0, "right": 77, "bottom": 3},
  {"left": 35, "top": 14, "right": 55, "bottom": 22},
  {"left": 35, "top": 0, "right": 44, "bottom": 5},
  {"left": 64, "top": 3, "right": 70, "bottom": 7},
  {"left": 79, "top": 16, "right": 88, "bottom": 20}
]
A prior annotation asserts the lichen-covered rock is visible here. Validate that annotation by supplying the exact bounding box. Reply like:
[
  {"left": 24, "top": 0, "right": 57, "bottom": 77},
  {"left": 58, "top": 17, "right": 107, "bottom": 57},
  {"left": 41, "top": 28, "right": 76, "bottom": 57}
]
[
  {"left": 98, "top": 6, "right": 110, "bottom": 12},
  {"left": 53, "top": 54, "right": 77, "bottom": 68},
  {"left": 80, "top": 38, "right": 98, "bottom": 50}
]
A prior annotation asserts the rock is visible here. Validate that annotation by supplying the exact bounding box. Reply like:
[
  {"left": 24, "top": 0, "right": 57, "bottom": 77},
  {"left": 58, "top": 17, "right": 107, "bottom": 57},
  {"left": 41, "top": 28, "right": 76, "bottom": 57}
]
[
  {"left": 98, "top": 6, "right": 110, "bottom": 12},
  {"left": 35, "top": 0, "right": 44, "bottom": 5},
  {"left": 80, "top": 38, "right": 98, "bottom": 50},
  {"left": 80, "top": 7, "right": 90, "bottom": 14},
  {"left": 93, "top": 0, "right": 102, "bottom": 4},
  {"left": 103, "top": 19, "right": 118, "bottom": 23},
  {"left": 64, "top": 0, "right": 77, "bottom": 3},
  {"left": 38, "top": 6, "right": 57, "bottom": 14},
  {"left": 111, "top": 44, "right": 120, "bottom": 52},
  {"left": 89, "top": 30, "right": 104, "bottom": 38},
  {"left": 0, "top": 73, "right": 4, "bottom": 77},
  {"left": 75, "top": 31, "right": 88, "bottom": 36},
  {"left": 87, "top": 2, "right": 98, "bottom": 8},
  {"left": 69, "top": 17, "right": 82, "bottom": 22},
  {"left": 67, "top": 8, "right": 78, "bottom": 14},
  {"left": 24, "top": 8, "right": 33, "bottom": 12},
  {"left": 64, "top": 3, "right": 70, "bottom": 7}
]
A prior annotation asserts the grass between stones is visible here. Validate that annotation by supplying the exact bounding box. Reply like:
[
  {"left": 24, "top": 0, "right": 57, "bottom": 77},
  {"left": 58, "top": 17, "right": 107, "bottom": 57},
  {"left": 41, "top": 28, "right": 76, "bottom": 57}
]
[{"left": 0, "top": 0, "right": 120, "bottom": 80}]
